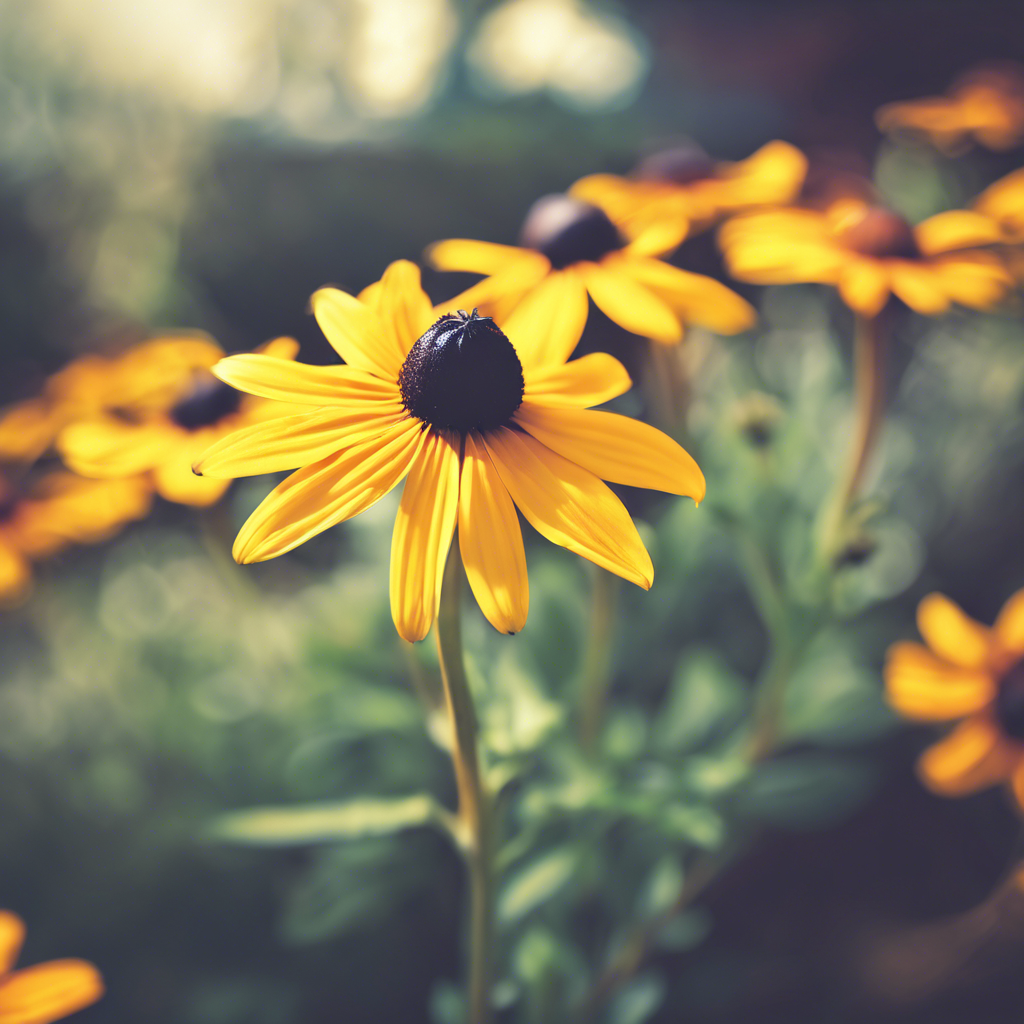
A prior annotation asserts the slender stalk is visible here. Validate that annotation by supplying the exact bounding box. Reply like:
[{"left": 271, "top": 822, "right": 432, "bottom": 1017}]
[
  {"left": 818, "top": 313, "right": 887, "bottom": 562},
  {"left": 578, "top": 568, "right": 619, "bottom": 754},
  {"left": 436, "top": 549, "right": 494, "bottom": 1024}
]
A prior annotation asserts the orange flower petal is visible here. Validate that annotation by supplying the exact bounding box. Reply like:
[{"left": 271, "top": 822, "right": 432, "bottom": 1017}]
[
  {"left": 913, "top": 210, "right": 1005, "bottom": 256},
  {"left": 0, "top": 912, "right": 25, "bottom": 975},
  {"left": 500, "top": 268, "right": 589, "bottom": 371},
  {"left": 837, "top": 258, "right": 892, "bottom": 317},
  {"left": 310, "top": 287, "right": 403, "bottom": 381},
  {"left": 917, "top": 592, "right": 992, "bottom": 669},
  {"left": 0, "top": 959, "right": 104, "bottom": 1024},
  {"left": 522, "top": 352, "right": 631, "bottom": 409},
  {"left": 917, "top": 718, "right": 1017, "bottom": 796},
  {"left": 888, "top": 261, "right": 950, "bottom": 315},
  {"left": 581, "top": 261, "right": 682, "bottom": 343},
  {"left": 995, "top": 589, "right": 1024, "bottom": 658},
  {"left": 884, "top": 641, "right": 994, "bottom": 720}
]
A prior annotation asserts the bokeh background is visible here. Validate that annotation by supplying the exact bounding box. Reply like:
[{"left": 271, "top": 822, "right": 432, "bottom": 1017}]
[{"left": 4, "top": 1, "right": 1024, "bottom": 1021}]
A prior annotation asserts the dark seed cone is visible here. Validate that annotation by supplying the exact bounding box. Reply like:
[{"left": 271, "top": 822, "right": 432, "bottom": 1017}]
[
  {"left": 995, "top": 659, "right": 1024, "bottom": 740},
  {"left": 520, "top": 194, "right": 624, "bottom": 270},
  {"left": 170, "top": 374, "right": 243, "bottom": 430}
]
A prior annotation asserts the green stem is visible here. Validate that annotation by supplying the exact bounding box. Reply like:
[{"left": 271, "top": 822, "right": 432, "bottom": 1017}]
[
  {"left": 436, "top": 549, "right": 494, "bottom": 1024},
  {"left": 578, "top": 568, "right": 619, "bottom": 754}
]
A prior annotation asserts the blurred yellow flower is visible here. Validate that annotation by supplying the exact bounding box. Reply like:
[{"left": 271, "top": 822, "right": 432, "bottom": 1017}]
[
  {"left": 0, "top": 468, "right": 151, "bottom": 604},
  {"left": 570, "top": 140, "right": 807, "bottom": 238},
  {"left": 58, "top": 336, "right": 299, "bottom": 507},
  {"left": 427, "top": 193, "right": 755, "bottom": 345},
  {"left": 973, "top": 166, "right": 1024, "bottom": 245},
  {"left": 194, "top": 261, "right": 704, "bottom": 642},
  {"left": 719, "top": 197, "right": 1013, "bottom": 318},
  {"left": 885, "top": 589, "right": 1024, "bottom": 808},
  {"left": 0, "top": 909, "right": 103, "bottom": 1024},
  {"left": 876, "top": 65, "right": 1024, "bottom": 154}
]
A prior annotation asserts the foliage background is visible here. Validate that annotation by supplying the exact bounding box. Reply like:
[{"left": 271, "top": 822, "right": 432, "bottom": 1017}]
[{"left": 3, "top": 1, "right": 1024, "bottom": 1021}]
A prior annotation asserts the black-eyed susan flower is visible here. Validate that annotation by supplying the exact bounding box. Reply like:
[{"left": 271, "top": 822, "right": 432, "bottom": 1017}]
[
  {"left": 876, "top": 65, "right": 1024, "bottom": 154},
  {"left": 193, "top": 260, "right": 705, "bottom": 642},
  {"left": 427, "top": 194, "right": 755, "bottom": 345},
  {"left": 570, "top": 140, "right": 808, "bottom": 239},
  {"left": 57, "top": 336, "right": 299, "bottom": 507},
  {"left": 719, "top": 196, "right": 1014, "bottom": 318},
  {"left": 885, "top": 589, "right": 1024, "bottom": 808},
  {"left": 0, "top": 467, "right": 151, "bottom": 604},
  {"left": 0, "top": 909, "right": 104, "bottom": 1024}
]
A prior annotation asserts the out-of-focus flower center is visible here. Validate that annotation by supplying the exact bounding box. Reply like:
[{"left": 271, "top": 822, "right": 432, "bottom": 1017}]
[
  {"left": 170, "top": 372, "right": 243, "bottom": 430},
  {"left": 399, "top": 310, "right": 524, "bottom": 434},
  {"left": 833, "top": 203, "right": 919, "bottom": 258},
  {"left": 520, "top": 194, "right": 625, "bottom": 270},
  {"left": 634, "top": 143, "right": 717, "bottom": 184},
  {"left": 995, "top": 658, "right": 1024, "bottom": 741}
]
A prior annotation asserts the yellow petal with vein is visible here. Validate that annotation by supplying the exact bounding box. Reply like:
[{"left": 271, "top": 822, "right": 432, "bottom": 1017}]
[
  {"left": 389, "top": 431, "right": 460, "bottom": 642},
  {"left": 0, "top": 912, "right": 24, "bottom": 975},
  {"left": 484, "top": 427, "right": 653, "bottom": 588},
  {"left": 917, "top": 593, "right": 992, "bottom": 669},
  {"left": 523, "top": 353, "right": 631, "bottom": 408},
  {"left": 58, "top": 418, "right": 177, "bottom": 477},
  {"left": 154, "top": 454, "right": 231, "bottom": 507},
  {"left": 913, "top": 210, "right": 1005, "bottom": 256},
  {"left": 195, "top": 404, "right": 407, "bottom": 478},
  {"left": 514, "top": 403, "right": 704, "bottom": 501},
  {"left": 459, "top": 433, "right": 528, "bottom": 634},
  {"left": 581, "top": 261, "right": 682, "bottom": 343},
  {"left": 425, "top": 239, "right": 539, "bottom": 276},
  {"left": 233, "top": 419, "right": 423, "bottom": 563},
  {"left": 837, "top": 258, "right": 892, "bottom": 317},
  {"left": 917, "top": 718, "right": 1015, "bottom": 796},
  {"left": 500, "top": 269, "right": 589, "bottom": 371},
  {"left": 884, "top": 641, "right": 994, "bottom": 720},
  {"left": 0, "top": 959, "right": 104, "bottom": 1024},
  {"left": 213, "top": 355, "right": 399, "bottom": 405},
  {"left": 995, "top": 588, "right": 1024, "bottom": 657},
  {"left": 375, "top": 260, "right": 436, "bottom": 358},
  {"left": 310, "top": 288, "right": 403, "bottom": 381}
]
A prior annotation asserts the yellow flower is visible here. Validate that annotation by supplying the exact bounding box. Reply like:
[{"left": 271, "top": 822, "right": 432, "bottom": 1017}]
[
  {"left": 885, "top": 589, "right": 1024, "bottom": 808},
  {"left": 193, "top": 260, "right": 705, "bottom": 642},
  {"left": 876, "top": 65, "right": 1024, "bottom": 154},
  {"left": 0, "top": 468, "right": 151, "bottom": 604},
  {"left": 570, "top": 140, "right": 808, "bottom": 238},
  {"left": 0, "top": 910, "right": 103, "bottom": 1024},
  {"left": 427, "top": 194, "right": 755, "bottom": 345},
  {"left": 57, "top": 336, "right": 299, "bottom": 507},
  {"left": 719, "top": 196, "right": 1014, "bottom": 318}
]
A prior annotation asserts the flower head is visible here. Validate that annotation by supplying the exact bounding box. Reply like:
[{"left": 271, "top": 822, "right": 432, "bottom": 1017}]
[
  {"left": 0, "top": 910, "right": 103, "bottom": 1024},
  {"left": 719, "top": 196, "right": 1014, "bottom": 318},
  {"left": 427, "top": 193, "right": 754, "bottom": 345},
  {"left": 876, "top": 65, "right": 1024, "bottom": 154},
  {"left": 58, "top": 335, "right": 299, "bottom": 507},
  {"left": 0, "top": 467, "right": 151, "bottom": 605},
  {"left": 885, "top": 589, "right": 1024, "bottom": 808},
  {"left": 570, "top": 140, "right": 808, "bottom": 239},
  {"left": 194, "top": 260, "right": 705, "bottom": 641}
]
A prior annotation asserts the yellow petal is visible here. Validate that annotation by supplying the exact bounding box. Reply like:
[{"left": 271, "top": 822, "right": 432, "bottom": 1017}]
[
  {"left": 917, "top": 718, "right": 1016, "bottom": 796},
  {"left": 837, "top": 258, "right": 892, "bottom": 317},
  {"left": 256, "top": 336, "right": 300, "bottom": 360},
  {"left": 0, "top": 911, "right": 25, "bottom": 975},
  {"left": 995, "top": 588, "right": 1024, "bottom": 657},
  {"left": 0, "top": 544, "right": 31, "bottom": 606},
  {"left": 310, "top": 287, "right": 403, "bottom": 381},
  {"left": 720, "top": 234, "right": 844, "bottom": 285},
  {"left": 930, "top": 253, "right": 1014, "bottom": 310},
  {"left": 620, "top": 256, "right": 756, "bottom": 334},
  {"left": 717, "top": 140, "right": 808, "bottom": 208},
  {"left": 914, "top": 210, "right": 1005, "bottom": 255},
  {"left": 0, "top": 959, "right": 104, "bottom": 1024},
  {"left": 0, "top": 400, "right": 64, "bottom": 462},
  {"left": 500, "top": 269, "right": 589, "bottom": 371},
  {"left": 513, "top": 403, "right": 705, "bottom": 501},
  {"left": 624, "top": 218, "right": 689, "bottom": 258},
  {"left": 213, "top": 355, "right": 399, "bottom": 406},
  {"left": 375, "top": 260, "right": 436, "bottom": 359},
  {"left": 581, "top": 261, "right": 682, "bottom": 343},
  {"left": 522, "top": 352, "right": 631, "bottom": 408},
  {"left": 459, "top": 433, "right": 528, "bottom": 634},
  {"left": 884, "top": 641, "right": 994, "bottom": 720},
  {"left": 425, "top": 239, "right": 541, "bottom": 276},
  {"left": 57, "top": 417, "right": 177, "bottom": 477},
  {"left": 888, "top": 261, "right": 950, "bottom": 315},
  {"left": 389, "top": 430, "right": 460, "bottom": 642},
  {"left": 917, "top": 593, "right": 992, "bottom": 669},
  {"left": 483, "top": 426, "right": 653, "bottom": 588},
  {"left": 233, "top": 418, "right": 423, "bottom": 563},
  {"left": 153, "top": 452, "right": 231, "bottom": 507},
  {"left": 194, "top": 403, "right": 407, "bottom": 478},
  {"left": 974, "top": 168, "right": 1024, "bottom": 236}
]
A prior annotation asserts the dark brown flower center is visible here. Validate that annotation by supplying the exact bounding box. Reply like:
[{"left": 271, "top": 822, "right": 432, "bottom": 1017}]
[
  {"left": 398, "top": 310, "right": 524, "bottom": 433},
  {"left": 169, "top": 372, "right": 243, "bottom": 430},
  {"left": 995, "top": 658, "right": 1024, "bottom": 741},
  {"left": 634, "top": 143, "right": 717, "bottom": 184},
  {"left": 520, "top": 194, "right": 624, "bottom": 270},
  {"left": 838, "top": 206, "right": 919, "bottom": 258}
]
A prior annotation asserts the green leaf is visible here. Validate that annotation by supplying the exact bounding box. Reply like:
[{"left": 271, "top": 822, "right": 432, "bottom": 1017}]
[
  {"left": 606, "top": 974, "right": 665, "bottom": 1024},
  {"left": 480, "top": 648, "right": 563, "bottom": 757},
  {"left": 654, "top": 649, "right": 747, "bottom": 754},
  {"left": 208, "top": 794, "right": 448, "bottom": 846},
  {"left": 637, "top": 856, "right": 684, "bottom": 918},
  {"left": 499, "top": 846, "right": 580, "bottom": 923}
]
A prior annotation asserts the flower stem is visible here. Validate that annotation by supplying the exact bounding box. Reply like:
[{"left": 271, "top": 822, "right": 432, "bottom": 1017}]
[
  {"left": 818, "top": 313, "right": 887, "bottom": 563},
  {"left": 436, "top": 549, "right": 493, "bottom": 1024},
  {"left": 578, "top": 568, "right": 619, "bottom": 754}
]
